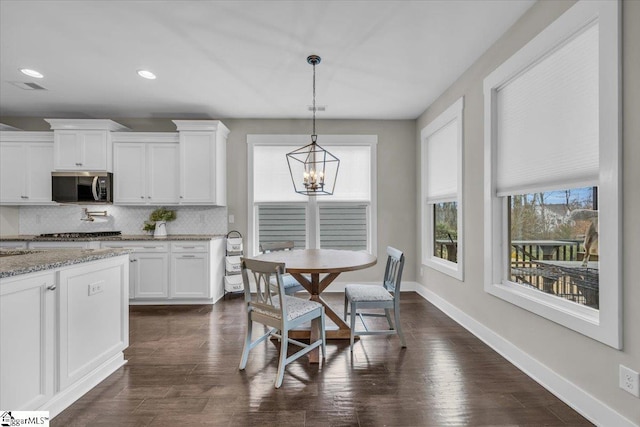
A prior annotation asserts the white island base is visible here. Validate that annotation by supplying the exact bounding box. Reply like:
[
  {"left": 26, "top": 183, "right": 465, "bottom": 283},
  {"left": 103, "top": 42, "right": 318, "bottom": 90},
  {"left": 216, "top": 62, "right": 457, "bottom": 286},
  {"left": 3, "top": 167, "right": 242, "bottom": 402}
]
[{"left": 0, "top": 253, "right": 129, "bottom": 419}]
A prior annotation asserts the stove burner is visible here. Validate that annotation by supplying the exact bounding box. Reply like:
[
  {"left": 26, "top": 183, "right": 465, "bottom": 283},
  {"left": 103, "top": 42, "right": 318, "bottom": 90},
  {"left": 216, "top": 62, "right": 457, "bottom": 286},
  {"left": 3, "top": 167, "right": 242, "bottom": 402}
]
[{"left": 38, "top": 231, "right": 122, "bottom": 239}]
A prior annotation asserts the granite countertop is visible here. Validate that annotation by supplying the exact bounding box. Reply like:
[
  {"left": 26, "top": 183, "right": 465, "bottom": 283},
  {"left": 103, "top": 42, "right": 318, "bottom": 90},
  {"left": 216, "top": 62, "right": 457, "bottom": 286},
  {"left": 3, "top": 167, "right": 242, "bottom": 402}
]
[
  {"left": 0, "top": 248, "right": 131, "bottom": 279},
  {"left": 0, "top": 234, "right": 225, "bottom": 242}
]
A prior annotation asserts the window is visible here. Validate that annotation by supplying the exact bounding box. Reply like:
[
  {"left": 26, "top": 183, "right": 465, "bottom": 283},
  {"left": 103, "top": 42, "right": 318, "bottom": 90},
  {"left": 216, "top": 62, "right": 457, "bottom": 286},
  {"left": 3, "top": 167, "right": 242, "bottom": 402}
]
[
  {"left": 421, "top": 97, "right": 464, "bottom": 280},
  {"left": 483, "top": 1, "right": 620, "bottom": 347},
  {"left": 248, "top": 134, "right": 377, "bottom": 255}
]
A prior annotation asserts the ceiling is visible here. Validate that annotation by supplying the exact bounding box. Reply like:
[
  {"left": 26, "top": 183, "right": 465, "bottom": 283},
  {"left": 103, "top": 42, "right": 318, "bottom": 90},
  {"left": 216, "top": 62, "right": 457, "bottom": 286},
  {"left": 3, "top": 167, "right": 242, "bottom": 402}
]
[{"left": 0, "top": 0, "right": 535, "bottom": 120}]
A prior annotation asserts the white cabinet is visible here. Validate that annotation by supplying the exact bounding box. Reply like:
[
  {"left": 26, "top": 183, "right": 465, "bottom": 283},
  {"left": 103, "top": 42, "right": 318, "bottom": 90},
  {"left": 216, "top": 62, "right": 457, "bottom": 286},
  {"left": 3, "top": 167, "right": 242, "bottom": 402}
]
[
  {"left": 57, "top": 259, "right": 129, "bottom": 390},
  {"left": 113, "top": 133, "right": 179, "bottom": 205},
  {"left": 0, "top": 255, "right": 128, "bottom": 417},
  {"left": 53, "top": 130, "right": 110, "bottom": 170},
  {"left": 101, "top": 239, "right": 224, "bottom": 303},
  {"left": 173, "top": 120, "right": 229, "bottom": 206},
  {"left": 0, "top": 132, "right": 54, "bottom": 205},
  {"left": 27, "top": 241, "right": 98, "bottom": 250},
  {"left": 102, "top": 241, "right": 169, "bottom": 299},
  {"left": 0, "top": 272, "right": 56, "bottom": 410},
  {"left": 45, "top": 119, "right": 128, "bottom": 172},
  {"left": 170, "top": 242, "right": 209, "bottom": 298}
]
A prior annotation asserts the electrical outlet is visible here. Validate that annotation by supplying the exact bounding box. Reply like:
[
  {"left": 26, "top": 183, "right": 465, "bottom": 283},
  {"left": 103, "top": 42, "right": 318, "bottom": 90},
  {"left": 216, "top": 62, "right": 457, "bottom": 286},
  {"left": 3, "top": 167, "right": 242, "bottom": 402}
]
[
  {"left": 88, "top": 282, "right": 104, "bottom": 296},
  {"left": 619, "top": 365, "right": 640, "bottom": 397}
]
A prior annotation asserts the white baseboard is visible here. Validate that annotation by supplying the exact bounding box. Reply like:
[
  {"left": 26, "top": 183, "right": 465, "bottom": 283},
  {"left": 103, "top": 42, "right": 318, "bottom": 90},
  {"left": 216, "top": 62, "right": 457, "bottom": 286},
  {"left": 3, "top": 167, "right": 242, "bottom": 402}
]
[
  {"left": 43, "top": 353, "right": 127, "bottom": 419},
  {"left": 414, "top": 285, "right": 638, "bottom": 427}
]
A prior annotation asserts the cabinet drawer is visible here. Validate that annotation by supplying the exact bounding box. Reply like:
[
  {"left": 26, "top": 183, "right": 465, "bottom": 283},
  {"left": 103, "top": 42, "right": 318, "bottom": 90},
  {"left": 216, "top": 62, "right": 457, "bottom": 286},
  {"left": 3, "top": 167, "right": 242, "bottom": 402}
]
[
  {"left": 101, "top": 241, "right": 169, "bottom": 252},
  {"left": 170, "top": 241, "right": 209, "bottom": 253},
  {"left": 0, "top": 241, "right": 28, "bottom": 249}
]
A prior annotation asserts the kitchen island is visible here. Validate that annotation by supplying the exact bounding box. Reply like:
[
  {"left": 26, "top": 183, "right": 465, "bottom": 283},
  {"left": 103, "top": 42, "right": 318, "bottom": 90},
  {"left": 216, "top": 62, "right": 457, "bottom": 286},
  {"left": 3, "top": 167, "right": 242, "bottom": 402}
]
[{"left": 0, "top": 248, "right": 130, "bottom": 418}]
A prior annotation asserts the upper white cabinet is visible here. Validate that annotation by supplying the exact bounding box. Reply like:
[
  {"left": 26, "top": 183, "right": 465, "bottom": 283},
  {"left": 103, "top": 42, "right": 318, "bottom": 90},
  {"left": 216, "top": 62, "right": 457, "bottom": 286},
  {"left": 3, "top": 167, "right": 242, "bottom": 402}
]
[
  {"left": 45, "top": 119, "right": 129, "bottom": 172},
  {"left": 112, "top": 133, "right": 179, "bottom": 205},
  {"left": 0, "top": 132, "right": 54, "bottom": 205},
  {"left": 173, "top": 120, "right": 229, "bottom": 206}
]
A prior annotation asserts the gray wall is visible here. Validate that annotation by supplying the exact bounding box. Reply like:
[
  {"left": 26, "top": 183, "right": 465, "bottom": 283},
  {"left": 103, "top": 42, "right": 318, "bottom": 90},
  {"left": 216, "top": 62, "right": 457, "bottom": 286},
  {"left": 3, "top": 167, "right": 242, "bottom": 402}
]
[{"left": 416, "top": 0, "right": 639, "bottom": 423}]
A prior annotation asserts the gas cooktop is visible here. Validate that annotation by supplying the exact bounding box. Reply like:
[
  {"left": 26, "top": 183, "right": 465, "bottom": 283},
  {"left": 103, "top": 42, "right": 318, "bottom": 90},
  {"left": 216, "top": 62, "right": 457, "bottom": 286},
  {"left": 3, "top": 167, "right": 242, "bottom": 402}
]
[{"left": 37, "top": 231, "right": 122, "bottom": 239}]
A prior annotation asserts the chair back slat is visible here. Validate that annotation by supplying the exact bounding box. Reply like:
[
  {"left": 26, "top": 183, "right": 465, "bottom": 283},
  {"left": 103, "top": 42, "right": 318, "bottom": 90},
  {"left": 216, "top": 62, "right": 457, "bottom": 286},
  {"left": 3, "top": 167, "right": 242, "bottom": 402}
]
[
  {"left": 260, "top": 241, "right": 295, "bottom": 253},
  {"left": 241, "top": 258, "right": 287, "bottom": 317},
  {"left": 383, "top": 246, "right": 405, "bottom": 295}
]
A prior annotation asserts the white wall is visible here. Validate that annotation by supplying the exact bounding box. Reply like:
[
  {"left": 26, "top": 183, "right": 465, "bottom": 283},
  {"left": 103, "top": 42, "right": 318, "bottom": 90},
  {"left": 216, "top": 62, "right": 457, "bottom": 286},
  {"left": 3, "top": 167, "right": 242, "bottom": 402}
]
[{"left": 416, "top": 0, "right": 639, "bottom": 424}]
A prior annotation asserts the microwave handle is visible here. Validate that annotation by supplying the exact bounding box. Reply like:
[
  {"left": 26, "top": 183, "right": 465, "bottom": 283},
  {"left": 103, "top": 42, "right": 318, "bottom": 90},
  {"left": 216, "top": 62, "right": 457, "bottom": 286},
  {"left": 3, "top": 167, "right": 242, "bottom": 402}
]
[{"left": 92, "top": 176, "right": 99, "bottom": 201}]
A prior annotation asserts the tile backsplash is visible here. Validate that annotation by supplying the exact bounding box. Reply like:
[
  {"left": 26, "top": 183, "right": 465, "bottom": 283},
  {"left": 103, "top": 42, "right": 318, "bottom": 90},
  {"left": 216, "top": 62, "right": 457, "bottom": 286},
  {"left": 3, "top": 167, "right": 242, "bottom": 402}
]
[{"left": 18, "top": 205, "right": 227, "bottom": 235}]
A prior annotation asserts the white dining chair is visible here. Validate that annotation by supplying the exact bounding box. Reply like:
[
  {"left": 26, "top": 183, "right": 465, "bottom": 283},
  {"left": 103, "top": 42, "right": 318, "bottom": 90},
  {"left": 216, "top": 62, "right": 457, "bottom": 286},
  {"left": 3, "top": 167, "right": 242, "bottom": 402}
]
[
  {"left": 238, "top": 257, "right": 326, "bottom": 388},
  {"left": 343, "top": 246, "right": 406, "bottom": 352},
  {"left": 260, "top": 241, "right": 306, "bottom": 295}
]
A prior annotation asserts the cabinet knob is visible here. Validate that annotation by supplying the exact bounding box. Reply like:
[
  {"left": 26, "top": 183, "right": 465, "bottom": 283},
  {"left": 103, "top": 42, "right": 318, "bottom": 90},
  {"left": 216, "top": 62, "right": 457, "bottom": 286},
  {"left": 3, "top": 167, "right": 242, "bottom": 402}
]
[
  {"left": 148, "top": 196, "right": 151, "bottom": 199},
  {"left": 180, "top": 196, "right": 183, "bottom": 199},
  {"left": 47, "top": 284, "right": 56, "bottom": 291},
  {"left": 140, "top": 196, "right": 144, "bottom": 199}
]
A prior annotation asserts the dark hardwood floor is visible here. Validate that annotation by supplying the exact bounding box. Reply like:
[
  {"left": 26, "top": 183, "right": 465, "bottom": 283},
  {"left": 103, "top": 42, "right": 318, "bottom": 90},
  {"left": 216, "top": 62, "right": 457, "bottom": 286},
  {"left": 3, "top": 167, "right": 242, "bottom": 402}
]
[{"left": 51, "top": 293, "right": 593, "bottom": 426}]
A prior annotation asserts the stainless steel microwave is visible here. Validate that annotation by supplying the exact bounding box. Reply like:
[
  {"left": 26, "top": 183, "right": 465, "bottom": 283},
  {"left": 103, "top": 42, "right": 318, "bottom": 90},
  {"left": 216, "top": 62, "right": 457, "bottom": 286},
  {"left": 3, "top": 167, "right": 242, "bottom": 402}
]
[{"left": 52, "top": 171, "right": 113, "bottom": 204}]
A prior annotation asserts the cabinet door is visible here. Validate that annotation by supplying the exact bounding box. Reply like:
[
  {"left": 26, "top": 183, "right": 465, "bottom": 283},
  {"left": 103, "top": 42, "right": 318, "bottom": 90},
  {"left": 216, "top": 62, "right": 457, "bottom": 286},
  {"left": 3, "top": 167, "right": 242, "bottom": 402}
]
[
  {"left": 171, "top": 253, "right": 209, "bottom": 298},
  {"left": 147, "top": 143, "right": 179, "bottom": 204},
  {"left": 134, "top": 253, "right": 169, "bottom": 298},
  {"left": 54, "top": 131, "right": 108, "bottom": 170},
  {"left": 0, "top": 272, "right": 55, "bottom": 409},
  {"left": 80, "top": 131, "right": 109, "bottom": 170},
  {"left": 113, "top": 143, "right": 147, "bottom": 204},
  {"left": 0, "top": 143, "right": 27, "bottom": 203},
  {"left": 54, "top": 131, "right": 82, "bottom": 169},
  {"left": 180, "top": 133, "right": 216, "bottom": 204},
  {"left": 26, "top": 143, "right": 54, "bottom": 203}
]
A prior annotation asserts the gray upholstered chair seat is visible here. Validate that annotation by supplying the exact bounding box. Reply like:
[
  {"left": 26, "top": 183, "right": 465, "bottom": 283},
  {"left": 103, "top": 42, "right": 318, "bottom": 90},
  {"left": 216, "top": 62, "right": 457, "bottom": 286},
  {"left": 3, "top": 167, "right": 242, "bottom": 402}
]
[
  {"left": 253, "top": 296, "right": 322, "bottom": 321},
  {"left": 345, "top": 284, "right": 394, "bottom": 302},
  {"left": 269, "top": 274, "right": 307, "bottom": 294}
]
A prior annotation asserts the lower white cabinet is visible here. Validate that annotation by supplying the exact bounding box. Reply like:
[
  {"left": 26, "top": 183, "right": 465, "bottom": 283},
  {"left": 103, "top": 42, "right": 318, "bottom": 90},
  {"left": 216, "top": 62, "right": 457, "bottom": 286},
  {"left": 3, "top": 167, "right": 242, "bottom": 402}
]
[
  {"left": 170, "top": 242, "right": 209, "bottom": 298},
  {"left": 101, "top": 239, "right": 224, "bottom": 303},
  {"left": 0, "top": 272, "right": 56, "bottom": 410}
]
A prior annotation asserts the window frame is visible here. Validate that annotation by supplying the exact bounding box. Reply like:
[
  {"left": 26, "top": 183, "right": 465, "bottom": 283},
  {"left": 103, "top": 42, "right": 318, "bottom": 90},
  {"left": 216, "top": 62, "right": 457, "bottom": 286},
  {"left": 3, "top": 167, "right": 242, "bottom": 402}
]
[
  {"left": 420, "top": 97, "right": 464, "bottom": 280},
  {"left": 248, "top": 134, "right": 377, "bottom": 256},
  {"left": 483, "top": 0, "right": 621, "bottom": 348}
]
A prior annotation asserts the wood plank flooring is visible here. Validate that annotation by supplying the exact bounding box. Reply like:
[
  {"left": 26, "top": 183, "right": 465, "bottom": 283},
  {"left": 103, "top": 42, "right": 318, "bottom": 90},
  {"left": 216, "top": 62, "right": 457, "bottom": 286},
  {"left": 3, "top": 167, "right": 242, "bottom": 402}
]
[{"left": 51, "top": 293, "right": 593, "bottom": 426}]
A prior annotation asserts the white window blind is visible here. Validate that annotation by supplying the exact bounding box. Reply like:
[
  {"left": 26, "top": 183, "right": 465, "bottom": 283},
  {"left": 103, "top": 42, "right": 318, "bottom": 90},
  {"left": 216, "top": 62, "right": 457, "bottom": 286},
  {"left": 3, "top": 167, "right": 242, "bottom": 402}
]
[
  {"left": 253, "top": 145, "right": 307, "bottom": 202},
  {"left": 426, "top": 119, "right": 458, "bottom": 203},
  {"left": 495, "top": 22, "right": 599, "bottom": 196},
  {"left": 323, "top": 145, "right": 371, "bottom": 201}
]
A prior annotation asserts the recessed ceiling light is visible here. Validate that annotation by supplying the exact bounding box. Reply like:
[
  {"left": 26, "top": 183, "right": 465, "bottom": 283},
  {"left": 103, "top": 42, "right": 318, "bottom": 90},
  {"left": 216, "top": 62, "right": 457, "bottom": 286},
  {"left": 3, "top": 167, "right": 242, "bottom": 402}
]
[
  {"left": 137, "top": 70, "right": 156, "bottom": 80},
  {"left": 20, "top": 68, "right": 44, "bottom": 78}
]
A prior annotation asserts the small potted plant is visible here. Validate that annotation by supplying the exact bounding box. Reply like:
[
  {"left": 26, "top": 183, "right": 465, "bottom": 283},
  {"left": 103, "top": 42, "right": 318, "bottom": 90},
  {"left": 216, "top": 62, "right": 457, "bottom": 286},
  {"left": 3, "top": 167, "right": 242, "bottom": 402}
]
[{"left": 146, "top": 207, "right": 177, "bottom": 238}]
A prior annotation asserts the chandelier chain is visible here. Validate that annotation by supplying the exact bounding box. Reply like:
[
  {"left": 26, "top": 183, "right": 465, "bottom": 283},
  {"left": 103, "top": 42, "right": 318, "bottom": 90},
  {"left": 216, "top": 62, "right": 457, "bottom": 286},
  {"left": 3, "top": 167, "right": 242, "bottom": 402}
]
[{"left": 312, "top": 59, "right": 316, "bottom": 137}]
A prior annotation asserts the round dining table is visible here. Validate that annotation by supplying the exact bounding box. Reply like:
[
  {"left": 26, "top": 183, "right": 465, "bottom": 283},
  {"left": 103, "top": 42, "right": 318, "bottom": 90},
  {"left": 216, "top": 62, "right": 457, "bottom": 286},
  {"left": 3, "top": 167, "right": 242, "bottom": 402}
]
[{"left": 252, "top": 248, "right": 377, "bottom": 362}]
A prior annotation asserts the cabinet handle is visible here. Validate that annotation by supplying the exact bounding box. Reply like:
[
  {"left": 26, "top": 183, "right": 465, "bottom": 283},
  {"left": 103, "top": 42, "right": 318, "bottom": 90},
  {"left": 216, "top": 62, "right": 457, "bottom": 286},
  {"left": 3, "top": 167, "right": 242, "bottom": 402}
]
[
  {"left": 181, "top": 255, "right": 196, "bottom": 258},
  {"left": 47, "top": 284, "right": 56, "bottom": 291},
  {"left": 143, "top": 246, "right": 158, "bottom": 249},
  {"left": 21, "top": 195, "right": 28, "bottom": 199},
  {"left": 182, "top": 246, "right": 195, "bottom": 249},
  {"left": 75, "top": 162, "right": 83, "bottom": 166},
  {"left": 130, "top": 259, "right": 137, "bottom": 263}
]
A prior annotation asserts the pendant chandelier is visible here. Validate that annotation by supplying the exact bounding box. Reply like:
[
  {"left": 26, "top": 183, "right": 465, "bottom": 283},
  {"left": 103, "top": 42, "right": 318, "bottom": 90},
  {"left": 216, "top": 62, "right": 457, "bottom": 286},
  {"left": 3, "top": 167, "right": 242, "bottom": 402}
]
[{"left": 287, "top": 55, "right": 340, "bottom": 196}]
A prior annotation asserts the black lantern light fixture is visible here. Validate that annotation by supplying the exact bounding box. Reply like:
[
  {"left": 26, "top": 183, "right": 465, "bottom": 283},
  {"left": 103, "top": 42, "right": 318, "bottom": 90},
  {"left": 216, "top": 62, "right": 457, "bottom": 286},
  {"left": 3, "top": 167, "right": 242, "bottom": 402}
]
[{"left": 287, "top": 55, "right": 340, "bottom": 196}]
